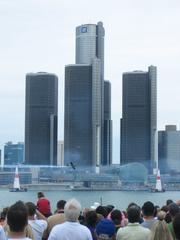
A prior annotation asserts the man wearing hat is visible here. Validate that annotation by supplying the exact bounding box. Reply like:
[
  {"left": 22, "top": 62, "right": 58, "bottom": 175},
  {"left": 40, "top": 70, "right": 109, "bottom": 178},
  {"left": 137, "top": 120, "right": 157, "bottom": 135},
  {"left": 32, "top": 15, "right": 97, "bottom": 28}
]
[{"left": 96, "top": 219, "right": 116, "bottom": 240}]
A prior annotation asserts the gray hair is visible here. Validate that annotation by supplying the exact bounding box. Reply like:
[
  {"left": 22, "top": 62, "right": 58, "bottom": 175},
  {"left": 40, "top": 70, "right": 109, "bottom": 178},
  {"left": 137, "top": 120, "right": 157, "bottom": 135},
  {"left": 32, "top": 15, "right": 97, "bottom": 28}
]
[{"left": 64, "top": 198, "right": 81, "bottom": 221}]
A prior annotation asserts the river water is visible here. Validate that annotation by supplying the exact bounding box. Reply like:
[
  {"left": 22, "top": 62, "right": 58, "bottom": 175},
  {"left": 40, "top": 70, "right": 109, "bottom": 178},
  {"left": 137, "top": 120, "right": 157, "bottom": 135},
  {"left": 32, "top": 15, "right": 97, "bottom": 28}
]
[{"left": 0, "top": 190, "right": 179, "bottom": 211}]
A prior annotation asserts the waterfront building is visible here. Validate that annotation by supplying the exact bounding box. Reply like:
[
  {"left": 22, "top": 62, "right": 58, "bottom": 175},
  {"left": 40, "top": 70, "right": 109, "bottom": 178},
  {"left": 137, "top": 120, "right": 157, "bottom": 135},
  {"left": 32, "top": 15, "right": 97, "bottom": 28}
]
[
  {"left": 158, "top": 125, "right": 180, "bottom": 173},
  {"left": 25, "top": 72, "right": 58, "bottom": 165},
  {"left": 57, "top": 141, "right": 64, "bottom": 166},
  {"left": 4, "top": 142, "right": 24, "bottom": 165},
  {"left": 120, "top": 66, "right": 157, "bottom": 172},
  {"left": 0, "top": 168, "right": 31, "bottom": 185},
  {"left": 64, "top": 22, "right": 112, "bottom": 167}
]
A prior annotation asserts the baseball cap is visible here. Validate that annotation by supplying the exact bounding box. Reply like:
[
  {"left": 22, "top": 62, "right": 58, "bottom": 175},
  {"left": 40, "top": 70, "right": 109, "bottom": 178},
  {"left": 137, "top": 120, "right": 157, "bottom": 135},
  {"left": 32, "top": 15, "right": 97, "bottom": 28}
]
[{"left": 96, "top": 219, "right": 115, "bottom": 237}]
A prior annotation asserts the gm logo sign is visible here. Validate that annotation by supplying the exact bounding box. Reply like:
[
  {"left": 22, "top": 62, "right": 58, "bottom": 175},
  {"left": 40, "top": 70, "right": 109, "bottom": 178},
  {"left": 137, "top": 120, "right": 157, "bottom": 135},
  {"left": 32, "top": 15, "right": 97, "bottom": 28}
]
[{"left": 81, "top": 27, "right": 87, "bottom": 33}]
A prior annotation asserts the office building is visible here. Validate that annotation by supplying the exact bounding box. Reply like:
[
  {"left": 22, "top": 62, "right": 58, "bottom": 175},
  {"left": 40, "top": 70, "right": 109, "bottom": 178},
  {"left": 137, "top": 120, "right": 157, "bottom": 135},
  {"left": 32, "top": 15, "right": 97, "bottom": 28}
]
[
  {"left": 158, "top": 125, "right": 180, "bottom": 173},
  {"left": 64, "top": 65, "right": 93, "bottom": 166},
  {"left": 64, "top": 22, "right": 112, "bottom": 167},
  {"left": 25, "top": 72, "right": 58, "bottom": 165},
  {"left": 121, "top": 66, "right": 157, "bottom": 172},
  {"left": 4, "top": 142, "right": 24, "bottom": 165}
]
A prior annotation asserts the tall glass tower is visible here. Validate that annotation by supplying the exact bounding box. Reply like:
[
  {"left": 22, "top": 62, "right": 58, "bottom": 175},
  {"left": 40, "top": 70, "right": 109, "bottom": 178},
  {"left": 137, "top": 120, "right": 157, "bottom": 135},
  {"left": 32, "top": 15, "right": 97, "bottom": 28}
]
[
  {"left": 64, "top": 22, "right": 112, "bottom": 167},
  {"left": 120, "top": 66, "right": 157, "bottom": 172},
  {"left": 25, "top": 72, "right": 58, "bottom": 165}
]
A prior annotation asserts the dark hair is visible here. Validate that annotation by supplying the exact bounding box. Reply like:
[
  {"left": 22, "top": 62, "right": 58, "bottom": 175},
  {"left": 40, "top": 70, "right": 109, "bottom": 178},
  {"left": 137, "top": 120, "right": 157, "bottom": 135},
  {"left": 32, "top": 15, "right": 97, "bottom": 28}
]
[
  {"left": 37, "top": 192, "right": 44, "bottom": 198},
  {"left": 127, "top": 202, "right": 138, "bottom": 210},
  {"left": 25, "top": 202, "right": 36, "bottom": 216},
  {"left": 85, "top": 211, "right": 98, "bottom": 227},
  {"left": 166, "top": 199, "right": 173, "bottom": 206},
  {"left": 168, "top": 203, "right": 180, "bottom": 218},
  {"left": 56, "top": 200, "right": 66, "bottom": 210},
  {"left": 96, "top": 206, "right": 108, "bottom": 218},
  {"left": 142, "top": 201, "right": 155, "bottom": 217},
  {"left": 127, "top": 206, "right": 140, "bottom": 223},
  {"left": 173, "top": 213, "right": 180, "bottom": 240},
  {"left": 164, "top": 213, "right": 172, "bottom": 223},
  {"left": 105, "top": 205, "right": 114, "bottom": 215},
  {"left": 111, "top": 209, "right": 122, "bottom": 225},
  {"left": 7, "top": 201, "right": 28, "bottom": 232},
  {"left": 161, "top": 205, "right": 169, "bottom": 213}
]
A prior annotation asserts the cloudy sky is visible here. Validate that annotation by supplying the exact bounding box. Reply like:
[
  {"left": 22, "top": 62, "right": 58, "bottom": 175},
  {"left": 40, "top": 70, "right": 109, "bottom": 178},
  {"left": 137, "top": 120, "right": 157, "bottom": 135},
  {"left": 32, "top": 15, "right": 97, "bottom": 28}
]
[{"left": 0, "top": 0, "right": 180, "bottom": 162}]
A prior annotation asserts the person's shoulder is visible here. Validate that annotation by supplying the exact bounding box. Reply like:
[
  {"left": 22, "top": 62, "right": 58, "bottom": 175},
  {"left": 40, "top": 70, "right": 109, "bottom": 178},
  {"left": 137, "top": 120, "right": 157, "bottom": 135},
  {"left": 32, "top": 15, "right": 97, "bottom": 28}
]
[
  {"left": 51, "top": 221, "right": 66, "bottom": 231},
  {"left": 36, "top": 219, "right": 47, "bottom": 227},
  {"left": 48, "top": 213, "right": 65, "bottom": 220},
  {"left": 139, "top": 225, "right": 151, "bottom": 233},
  {"left": 79, "top": 223, "right": 90, "bottom": 231}
]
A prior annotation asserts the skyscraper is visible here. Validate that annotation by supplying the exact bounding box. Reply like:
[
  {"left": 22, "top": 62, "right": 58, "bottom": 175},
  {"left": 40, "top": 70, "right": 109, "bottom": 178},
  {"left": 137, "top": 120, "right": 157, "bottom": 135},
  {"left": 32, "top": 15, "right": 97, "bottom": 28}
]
[
  {"left": 158, "top": 125, "right": 180, "bottom": 173},
  {"left": 25, "top": 72, "right": 58, "bottom": 165},
  {"left": 120, "top": 66, "right": 157, "bottom": 172},
  {"left": 64, "top": 22, "right": 112, "bottom": 167},
  {"left": 64, "top": 65, "right": 93, "bottom": 166}
]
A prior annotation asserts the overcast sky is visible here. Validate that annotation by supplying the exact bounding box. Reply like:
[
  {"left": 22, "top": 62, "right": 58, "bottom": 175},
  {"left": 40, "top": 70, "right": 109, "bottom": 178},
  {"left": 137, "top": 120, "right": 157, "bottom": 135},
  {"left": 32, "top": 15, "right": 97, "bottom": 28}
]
[{"left": 0, "top": 0, "right": 180, "bottom": 162}]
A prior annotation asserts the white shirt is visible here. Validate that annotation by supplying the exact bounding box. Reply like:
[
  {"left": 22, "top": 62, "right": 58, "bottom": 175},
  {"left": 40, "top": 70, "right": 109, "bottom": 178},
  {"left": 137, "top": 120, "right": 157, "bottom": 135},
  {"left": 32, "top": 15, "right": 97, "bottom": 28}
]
[
  {"left": 28, "top": 219, "right": 47, "bottom": 240},
  {"left": 48, "top": 221, "right": 93, "bottom": 240},
  {"left": 0, "top": 226, "right": 6, "bottom": 240}
]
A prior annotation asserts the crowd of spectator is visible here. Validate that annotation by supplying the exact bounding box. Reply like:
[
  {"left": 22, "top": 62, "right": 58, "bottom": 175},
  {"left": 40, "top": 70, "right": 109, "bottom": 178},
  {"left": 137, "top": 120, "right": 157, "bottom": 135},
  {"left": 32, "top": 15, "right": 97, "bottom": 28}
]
[{"left": 0, "top": 192, "right": 180, "bottom": 240}]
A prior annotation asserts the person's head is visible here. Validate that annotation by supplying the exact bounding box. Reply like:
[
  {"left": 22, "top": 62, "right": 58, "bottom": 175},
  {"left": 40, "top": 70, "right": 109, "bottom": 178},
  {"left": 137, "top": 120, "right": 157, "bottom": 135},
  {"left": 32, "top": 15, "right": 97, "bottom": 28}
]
[
  {"left": 96, "top": 206, "right": 108, "bottom": 218},
  {"left": 56, "top": 200, "right": 66, "bottom": 211},
  {"left": 96, "top": 219, "right": 115, "bottom": 240},
  {"left": 85, "top": 210, "right": 98, "bottom": 227},
  {"left": 168, "top": 203, "right": 180, "bottom": 219},
  {"left": 142, "top": 201, "right": 155, "bottom": 217},
  {"left": 105, "top": 205, "right": 114, "bottom": 215},
  {"left": 161, "top": 205, "right": 169, "bottom": 213},
  {"left": 64, "top": 198, "right": 81, "bottom": 222},
  {"left": 150, "top": 220, "right": 173, "bottom": 240},
  {"left": 127, "top": 202, "right": 138, "bottom": 210},
  {"left": 127, "top": 206, "right": 140, "bottom": 223},
  {"left": 7, "top": 201, "right": 28, "bottom": 233},
  {"left": 37, "top": 192, "right": 44, "bottom": 198},
  {"left": 25, "top": 202, "right": 36, "bottom": 217},
  {"left": 110, "top": 209, "right": 122, "bottom": 226},
  {"left": 173, "top": 213, "right": 180, "bottom": 240},
  {"left": 166, "top": 199, "right": 173, "bottom": 206}
]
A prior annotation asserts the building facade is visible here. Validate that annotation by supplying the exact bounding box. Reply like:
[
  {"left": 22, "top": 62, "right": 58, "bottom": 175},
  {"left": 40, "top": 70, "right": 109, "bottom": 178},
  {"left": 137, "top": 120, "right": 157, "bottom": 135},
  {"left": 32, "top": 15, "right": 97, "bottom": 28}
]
[
  {"left": 120, "top": 66, "right": 157, "bottom": 172},
  {"left": 158, "top": 125, "right": 180, "bottom": 173},
  {"left": 64, "top": 22, "right": 112, "bottom": 167},
  {"left": 64, "top": 65, "right": 93, "bottom": 166},
  {"left": 4, "top": 142, "right": 24, "bottom": 165},
  {"left": 25, "top": 72, "right": 58, "bottom": 165}
]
